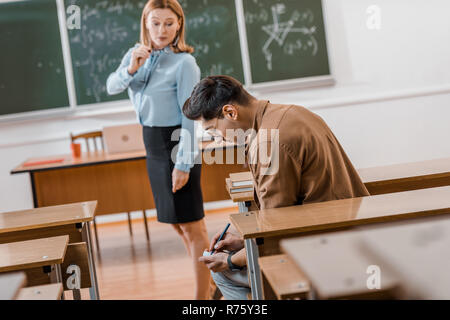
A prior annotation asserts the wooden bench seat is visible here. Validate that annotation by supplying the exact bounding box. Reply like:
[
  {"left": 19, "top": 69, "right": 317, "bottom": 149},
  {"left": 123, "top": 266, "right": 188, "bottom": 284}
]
[
  {"left": 16, "top": 283, "right": 63, "bottom": 300},
  {"left": 0, "top": 235, "right": 68, "bottom": 288},
  {"left": 259, "top": 254, "right": 310, "bottom": 300}
]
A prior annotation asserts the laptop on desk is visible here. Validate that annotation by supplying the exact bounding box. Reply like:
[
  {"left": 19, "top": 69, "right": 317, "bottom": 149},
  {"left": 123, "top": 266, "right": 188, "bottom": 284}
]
[{"left": 103, "top": 123, "right": 145, "bottom": 154}]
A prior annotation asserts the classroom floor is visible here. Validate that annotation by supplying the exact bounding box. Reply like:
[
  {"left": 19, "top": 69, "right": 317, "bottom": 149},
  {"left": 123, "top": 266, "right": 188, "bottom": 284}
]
[{"left": 72, "top": 206, "right": 237, "bottom": 300}]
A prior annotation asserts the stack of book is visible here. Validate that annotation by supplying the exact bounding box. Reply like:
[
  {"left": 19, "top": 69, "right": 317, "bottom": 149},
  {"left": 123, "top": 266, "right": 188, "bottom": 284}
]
[{"left": 225, "top": 171, "right": 254, "bottom": 194}]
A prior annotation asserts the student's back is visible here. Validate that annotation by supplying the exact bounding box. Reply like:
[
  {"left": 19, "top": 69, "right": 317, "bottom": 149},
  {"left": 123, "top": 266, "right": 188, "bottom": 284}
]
[{"left": 247, "top": 100, "right": 369, "bottom": 209}]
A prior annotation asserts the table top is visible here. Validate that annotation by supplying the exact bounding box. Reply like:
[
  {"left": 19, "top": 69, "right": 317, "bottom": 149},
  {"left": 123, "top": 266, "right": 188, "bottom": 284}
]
[
  {"left": 0, "top": 201, "right": 97, "bottom": 234},
  {"left": 0, "top": 235, "right": 69, "bottom": 272},
  {"left": 280, "top": 229, "right": 399, "bottom": 299},
  {"left": 230, "top": 186, "right": 450, "bottom": 239},
  {"left": 223, "top": 157, "right": 450, "bottom": 203},
  {"left": 358, "top": 157, "right": 450, "bottom": 184},
  {"left": 11, "top": 150, "right": 146, "bottom": 174},
  {"left": 0, "top": 272, "right": 26, "bottom": 300},
  {"left": 281, "top": 215, "right": 450, "bottom": 299},
  {"left": 358, "top": 216, "right": 450, "bottom": 299},
  {"left": 11, "top": 140, "right": 245, "bottom": 174}
]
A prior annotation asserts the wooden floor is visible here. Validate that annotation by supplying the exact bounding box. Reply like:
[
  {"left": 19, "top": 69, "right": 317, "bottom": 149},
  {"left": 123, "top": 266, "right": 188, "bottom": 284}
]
[{"left": 78, "top": 206, "right": 238, "bottom": 300}]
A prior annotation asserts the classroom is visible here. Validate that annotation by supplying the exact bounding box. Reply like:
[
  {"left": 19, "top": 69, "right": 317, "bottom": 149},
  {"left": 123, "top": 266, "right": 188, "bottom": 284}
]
[{"left": 1, "top": 0, "right": 450, "bottom": 305}]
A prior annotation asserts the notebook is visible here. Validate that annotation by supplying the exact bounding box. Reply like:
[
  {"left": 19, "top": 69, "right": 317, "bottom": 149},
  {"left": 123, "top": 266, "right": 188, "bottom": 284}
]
[
  {"left": 226, "top": 178, "right": 254, "bottom": 194},
  {"left": 229, "top": 171, "right": 253, "bottom": 187}
]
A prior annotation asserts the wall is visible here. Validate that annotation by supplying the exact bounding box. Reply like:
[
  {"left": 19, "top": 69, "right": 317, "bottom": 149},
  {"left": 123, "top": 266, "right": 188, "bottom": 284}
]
[{"left": 1, "top": 0, "right": 449, "bottom": 214}]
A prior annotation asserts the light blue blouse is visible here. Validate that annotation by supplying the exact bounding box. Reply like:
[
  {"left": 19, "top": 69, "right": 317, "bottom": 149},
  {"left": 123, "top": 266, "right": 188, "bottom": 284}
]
[{"left": 106, "top": 44, "right": 200, "bottom": 172}]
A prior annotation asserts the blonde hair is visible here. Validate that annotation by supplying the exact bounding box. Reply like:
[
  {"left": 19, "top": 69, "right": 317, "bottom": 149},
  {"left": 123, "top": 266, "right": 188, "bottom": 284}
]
[{"left": 139, "top": 0, "right": 194, "bottom": 54}]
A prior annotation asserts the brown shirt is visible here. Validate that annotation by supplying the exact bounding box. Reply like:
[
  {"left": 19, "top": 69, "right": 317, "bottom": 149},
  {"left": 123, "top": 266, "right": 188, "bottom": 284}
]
[{"left": 245, "top": 100, "right": 369, "bottom": 210}]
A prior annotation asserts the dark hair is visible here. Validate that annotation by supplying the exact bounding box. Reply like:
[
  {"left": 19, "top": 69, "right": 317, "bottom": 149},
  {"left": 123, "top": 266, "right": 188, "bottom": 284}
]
[{"left": 183, "top": 75, "right": 253, "bottom": 120}]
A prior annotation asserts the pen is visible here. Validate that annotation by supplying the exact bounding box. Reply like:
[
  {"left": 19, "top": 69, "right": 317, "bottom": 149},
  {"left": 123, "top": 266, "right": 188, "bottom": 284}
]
[{"left": 211, "top": 223, "right": 231, "bottom": 254}]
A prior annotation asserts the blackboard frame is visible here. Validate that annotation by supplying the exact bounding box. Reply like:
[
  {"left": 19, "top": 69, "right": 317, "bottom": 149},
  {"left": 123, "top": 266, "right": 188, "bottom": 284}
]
[
  {"left": 0, "top": 0, "right": 136, "bottom": 123},
  {"left": 0, "top": 0, "right": 74, "bottom": 123},
  {"left": 0, "top": 0, "right": 335, "bottom": 123},
  {"left": 236, "top": 0, "right": 335, "bottom": 92}
]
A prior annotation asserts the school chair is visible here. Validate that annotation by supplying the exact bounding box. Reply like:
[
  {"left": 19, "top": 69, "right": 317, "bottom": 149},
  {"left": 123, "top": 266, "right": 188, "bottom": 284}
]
[{"left": 70, "top": 130, "right": 104, "bottom": 152}]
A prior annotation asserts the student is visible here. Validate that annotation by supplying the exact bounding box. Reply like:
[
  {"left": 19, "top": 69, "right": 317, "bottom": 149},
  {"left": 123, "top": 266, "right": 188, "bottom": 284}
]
[
  {"left": 183, "top": 75, "right": 370, "bottom": 300},
  {"left": 106, "top": 0, "right": 210, "bottom": 300}
]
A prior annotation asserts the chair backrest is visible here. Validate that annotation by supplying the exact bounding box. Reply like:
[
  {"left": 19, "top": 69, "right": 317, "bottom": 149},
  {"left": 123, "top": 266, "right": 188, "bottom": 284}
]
[{"left": 70, "top": 131, "right": 104, "bottom": 152}]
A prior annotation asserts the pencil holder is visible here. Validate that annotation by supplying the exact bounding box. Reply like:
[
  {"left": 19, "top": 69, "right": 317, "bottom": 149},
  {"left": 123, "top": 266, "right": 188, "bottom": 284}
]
[{"left": 71, "top": 142, "right": 81, "bottom": 158}]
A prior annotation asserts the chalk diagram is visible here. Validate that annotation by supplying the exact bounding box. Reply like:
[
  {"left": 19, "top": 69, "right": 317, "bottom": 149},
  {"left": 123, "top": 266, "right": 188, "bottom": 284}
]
[
  {"left": 261, "top": 4, "right": 318, "bottom": 71},
  {"left": 69, "top": 1, "right": 145, "bottom": 102}
]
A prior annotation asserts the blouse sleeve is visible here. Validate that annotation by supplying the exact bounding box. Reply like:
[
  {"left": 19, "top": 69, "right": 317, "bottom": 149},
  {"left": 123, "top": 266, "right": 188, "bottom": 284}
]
[
  {"left": 106, "top": 45, "right": 138, "bottom": 95},
  {"left": 174, "top": 55, "right": 201, "bottom": 172}
]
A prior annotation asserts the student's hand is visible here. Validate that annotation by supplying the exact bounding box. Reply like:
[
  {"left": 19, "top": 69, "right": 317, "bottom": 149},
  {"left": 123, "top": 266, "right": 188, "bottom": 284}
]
[
  {"left": 128, "top": 44, "right": 151, "bottom": 75},
  {"left": 172, "top": 168, "right": 189, "bottom": 193},
  {"left": 209, "top": 231, "right": 244, "bottom": 252},
  {"left": 198, "top": 252, "right": 229, "bottom": 273}
]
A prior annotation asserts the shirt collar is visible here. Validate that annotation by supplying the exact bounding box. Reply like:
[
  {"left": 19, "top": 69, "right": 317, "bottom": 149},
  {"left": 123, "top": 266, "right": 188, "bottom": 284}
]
[
  {"left": 152, "top": 45, "right": 172, "bottom": 55},
  {"left": 251, "top": 100, "right": 270, "bottom": 132},
  {"left": 245, "top": 100, "right": 270, "bottom": 155}
]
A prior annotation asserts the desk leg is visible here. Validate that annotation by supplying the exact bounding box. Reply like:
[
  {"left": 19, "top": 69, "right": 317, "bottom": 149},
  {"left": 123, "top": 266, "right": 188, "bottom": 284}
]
[
  {"left": 30, "top": 172, "right": 38, "bottom": 208},
  {"left": 82, "top": 221, "right": 100, "bottom": 300},
  {"left": 238, "top": 201, "right": 251, "bottom": 213},
  {"left": 245, "top": 238, "right": 263, "bottom": 300},
  {"left": 55, "top": 264, "right": 63, "bottom": 282},
  {"left": 54, "top": 264, "right": 65, "bottom": 300},
  {"left": 73, "top": 289, "right": 81, "bottom": 300},
  {"left": 143, "top": 210, "right": 150, "bottom": 241},
  {"left": 308, "top": 289, "right": 317, "bottom": 300}
]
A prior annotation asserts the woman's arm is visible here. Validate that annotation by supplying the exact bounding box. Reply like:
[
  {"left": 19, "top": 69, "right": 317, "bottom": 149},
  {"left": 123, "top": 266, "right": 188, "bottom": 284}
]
[
  {"left": 174, "top": 55, "right": 201, "bottom": 172},
  {"left": 107, "top": 44, "right": 151, "bottom": 97},
  {"left": 106, "top": 45, "right": 140, "bottom": 95}
]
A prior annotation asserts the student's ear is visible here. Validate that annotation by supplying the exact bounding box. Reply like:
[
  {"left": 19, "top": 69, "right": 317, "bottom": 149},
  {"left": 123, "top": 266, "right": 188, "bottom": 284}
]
[{"left": 222, "top": 104, "right": 238, "bottom": 121}]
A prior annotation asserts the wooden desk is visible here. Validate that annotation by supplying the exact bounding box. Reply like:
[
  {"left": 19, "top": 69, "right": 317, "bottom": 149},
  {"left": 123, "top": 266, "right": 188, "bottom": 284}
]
[
  {"left": 0, "top": 236, "right": 68, "bottom": 272},
  {"left": 230, "top": 186, "right": 450, "bottom": 299},
  {"left": 0, "top": 272, "right": 26, "bottom": 300},
  {"left": 359, "top": 157, "right": 450, "bottom": 195},
  {"left": 0, "top": 201, "right": 99, "bottom": 300},
  {"left": 224, "top": 157, "right": 450, "bottom": 205},
  {"left": 11, "top": 141, "right": 248, "bottom": 213},
  {"left": 281, "top": 232, "right": 399, "bottom": 299},
  {"left": 358, "top": 216, "right": 450, "bottom": 299},
  {"left": 0, "top": 235, "right": 68, "bottom": 298},
  {"left": 16, "top": 283, "right": 63, "bottom": 300},
  {"left": 281, "top": 215, "right": 450, "bottom": 299}
]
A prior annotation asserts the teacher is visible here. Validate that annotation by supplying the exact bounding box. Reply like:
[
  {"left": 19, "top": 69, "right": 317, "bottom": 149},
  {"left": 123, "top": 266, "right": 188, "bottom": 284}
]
[{"left": 106, "top": 0, "right": 210, "bottom": 299}]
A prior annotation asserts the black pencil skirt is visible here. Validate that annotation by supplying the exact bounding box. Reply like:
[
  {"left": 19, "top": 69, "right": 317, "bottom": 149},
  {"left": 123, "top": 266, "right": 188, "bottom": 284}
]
[{"left": 142, "top": 125, "right": 204, "bottom": 224}]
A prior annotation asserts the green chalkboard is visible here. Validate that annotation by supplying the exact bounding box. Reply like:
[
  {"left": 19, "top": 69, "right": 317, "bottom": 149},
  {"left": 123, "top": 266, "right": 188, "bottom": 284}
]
[
  {"left": 242, "top": 0, "right": 330, "bottom": 84},
  {"left": 181, "top": 0, "right": 245, "bottom": 83},
  {"left": 0, "top": 0, "right": 69, "bottom": 117},
  {"left": 0, "top": 0, "right": 332, "bottom": 118},
  {"left": 67, "top": 0, "right": 244, "bottom": 105},
  {"left": 67, "top": 0, "right": 147, "bottom": 105}
]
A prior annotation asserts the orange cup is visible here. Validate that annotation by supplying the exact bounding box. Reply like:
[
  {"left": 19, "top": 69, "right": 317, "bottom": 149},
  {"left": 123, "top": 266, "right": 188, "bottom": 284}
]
[{"left": 71, "top": 142, "right": 81, "bottom": 158}]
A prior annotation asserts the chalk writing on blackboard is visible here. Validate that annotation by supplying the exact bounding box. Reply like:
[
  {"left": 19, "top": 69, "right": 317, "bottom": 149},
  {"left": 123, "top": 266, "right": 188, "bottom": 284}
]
[
  {"left": 68, "top": 0, "right": 145, "bottom": 103},
  {"left": 259, "top": 3, "right": 318, "bottom": 71}
]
